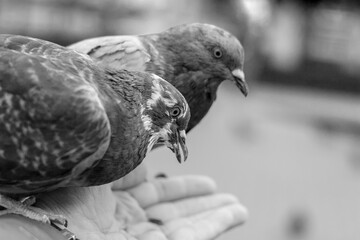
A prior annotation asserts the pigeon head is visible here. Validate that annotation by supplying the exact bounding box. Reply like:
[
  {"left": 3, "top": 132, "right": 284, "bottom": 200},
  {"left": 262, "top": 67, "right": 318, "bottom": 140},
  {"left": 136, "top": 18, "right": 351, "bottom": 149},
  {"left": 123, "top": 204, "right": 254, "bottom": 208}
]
[
  {"left": 68, "top": 23, "right": 248, "bottom": 134},
  {"left": 163, "top": 23, "right": 249, "bottom": 97},
  {"left": 142, "top": 74, "right": 190, "bottom": 163}
]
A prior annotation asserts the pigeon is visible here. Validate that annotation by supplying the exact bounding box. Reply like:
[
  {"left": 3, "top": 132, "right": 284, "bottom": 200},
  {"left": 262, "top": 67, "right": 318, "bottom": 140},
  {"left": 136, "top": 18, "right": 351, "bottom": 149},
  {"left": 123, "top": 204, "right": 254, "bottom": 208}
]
[
  {"left": 69, "top": 23, "right": 248, "bottom": 132},
  {"left": 0, "top": 34, "right": 190, "bottom": 226}
]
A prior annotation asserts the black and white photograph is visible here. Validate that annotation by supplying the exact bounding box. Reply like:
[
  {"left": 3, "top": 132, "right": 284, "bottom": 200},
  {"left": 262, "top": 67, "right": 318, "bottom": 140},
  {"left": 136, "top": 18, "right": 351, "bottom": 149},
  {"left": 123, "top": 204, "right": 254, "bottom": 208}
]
[{"left": 0, "top": 0, "right": 359, "bottom": 239}]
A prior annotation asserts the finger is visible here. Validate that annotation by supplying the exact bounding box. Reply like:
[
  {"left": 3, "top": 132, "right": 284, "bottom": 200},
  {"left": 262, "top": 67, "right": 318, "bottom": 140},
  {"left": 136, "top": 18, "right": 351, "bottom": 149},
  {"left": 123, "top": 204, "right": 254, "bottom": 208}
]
[
  {"left": 145, "top": 193, "right": 239, "bottom": 222},
  {"left": 127, "top": 222, "right": 167, "bottom": 240},
  {"left": 163, "top": 203, "right": 248, "bottom": 240},
  {"left": 111, "top": 163, "right": 148, "bottom": 190},
  {"left": 127, "top": 175, "right": 217, "bottom": 208},
  {"left": 138, "top": 231, "right": 167, "bottom": 240}
]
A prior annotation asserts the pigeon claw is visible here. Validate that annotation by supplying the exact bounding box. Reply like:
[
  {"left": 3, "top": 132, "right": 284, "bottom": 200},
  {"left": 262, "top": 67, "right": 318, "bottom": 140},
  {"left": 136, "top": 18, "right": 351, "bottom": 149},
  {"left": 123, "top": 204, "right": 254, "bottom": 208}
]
[{"left": 0, "top": 193, "right": 68, "bottom": 227}]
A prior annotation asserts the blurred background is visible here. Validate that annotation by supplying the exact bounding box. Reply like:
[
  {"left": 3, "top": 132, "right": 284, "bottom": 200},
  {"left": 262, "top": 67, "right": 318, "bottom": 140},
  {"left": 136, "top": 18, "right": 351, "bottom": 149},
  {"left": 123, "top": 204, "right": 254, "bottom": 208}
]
[{"left": 1, "top": 0, "right": 360, "bottom": 239}]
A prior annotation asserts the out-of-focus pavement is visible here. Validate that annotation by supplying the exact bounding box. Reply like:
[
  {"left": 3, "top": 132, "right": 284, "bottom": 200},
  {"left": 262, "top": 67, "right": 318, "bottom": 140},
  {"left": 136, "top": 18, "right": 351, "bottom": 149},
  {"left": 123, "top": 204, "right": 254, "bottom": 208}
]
[{"left": 147, "top": 82, "right": 360, "bottom": 240}]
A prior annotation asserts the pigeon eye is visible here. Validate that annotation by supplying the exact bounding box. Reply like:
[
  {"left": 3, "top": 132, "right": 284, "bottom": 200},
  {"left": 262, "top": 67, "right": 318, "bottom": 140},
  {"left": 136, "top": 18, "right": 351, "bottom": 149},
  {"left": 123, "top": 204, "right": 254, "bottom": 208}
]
[
  {"left": 213, "top": 47, "right": 223, "bottom": 58},
  {"left": 170, "top": 106, "right": 182, "bottom": 118}
]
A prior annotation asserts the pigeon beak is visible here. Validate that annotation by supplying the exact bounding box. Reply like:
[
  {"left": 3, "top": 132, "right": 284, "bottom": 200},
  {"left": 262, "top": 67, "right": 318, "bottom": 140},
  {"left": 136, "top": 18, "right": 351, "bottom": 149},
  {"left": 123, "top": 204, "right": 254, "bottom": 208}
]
[
  {"left": 166, "top": 128, "right": 188, "bottom": 163},
  {"left": 231, "top": 69, "right": 249, "bottom": 97}
]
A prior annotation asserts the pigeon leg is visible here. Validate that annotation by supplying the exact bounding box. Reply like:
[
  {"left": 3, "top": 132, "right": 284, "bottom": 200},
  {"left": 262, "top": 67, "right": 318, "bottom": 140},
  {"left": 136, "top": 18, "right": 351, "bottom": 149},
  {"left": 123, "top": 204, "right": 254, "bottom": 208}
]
[{"left": 0, "top": 193, "right": 67, "bottom": 227}]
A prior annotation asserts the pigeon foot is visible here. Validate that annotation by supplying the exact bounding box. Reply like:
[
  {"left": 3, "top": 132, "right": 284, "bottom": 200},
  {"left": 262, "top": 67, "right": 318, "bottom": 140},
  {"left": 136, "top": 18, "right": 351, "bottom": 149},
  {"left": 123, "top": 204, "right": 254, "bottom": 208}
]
[{"left": 0, "top": 193, "right": 67, "bottom": 227}]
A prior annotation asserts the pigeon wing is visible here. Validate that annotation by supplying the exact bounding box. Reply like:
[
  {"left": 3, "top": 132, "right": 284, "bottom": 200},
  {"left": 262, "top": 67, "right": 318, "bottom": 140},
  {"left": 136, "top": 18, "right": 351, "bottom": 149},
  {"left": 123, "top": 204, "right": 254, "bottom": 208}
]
[
  {"left": 69, "top": 35, "right": 151, "bottom": 72},
  {"left": 0, "top": 37, "right": 111, "bottom": 194}
]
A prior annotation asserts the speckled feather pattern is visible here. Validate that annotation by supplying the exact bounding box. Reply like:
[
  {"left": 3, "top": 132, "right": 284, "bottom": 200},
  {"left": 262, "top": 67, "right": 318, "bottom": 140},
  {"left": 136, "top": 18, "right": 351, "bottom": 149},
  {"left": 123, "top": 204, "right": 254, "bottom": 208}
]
[
  {"left": 0, "top": 35, "right": 114, "bottom": 193},
  {"left": 0, "top": 35, "right": 174, "bottom": 193}
]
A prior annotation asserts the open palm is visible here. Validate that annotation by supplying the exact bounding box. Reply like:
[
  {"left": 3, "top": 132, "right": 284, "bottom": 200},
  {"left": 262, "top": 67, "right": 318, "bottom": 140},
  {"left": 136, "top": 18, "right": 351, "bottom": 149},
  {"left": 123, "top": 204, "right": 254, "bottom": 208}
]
[{"left": 0, "top": 164, "right": 247, "bottom": 240}]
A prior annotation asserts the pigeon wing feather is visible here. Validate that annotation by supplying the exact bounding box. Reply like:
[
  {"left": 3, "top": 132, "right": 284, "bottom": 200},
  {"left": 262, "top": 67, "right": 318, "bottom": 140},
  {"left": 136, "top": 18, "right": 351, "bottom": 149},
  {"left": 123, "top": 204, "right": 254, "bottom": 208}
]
[
  {"left": 69, "top": 35, "right": 151, "bottom": 72},
  {"left": 0, "top": 36, "right": 111, "bottom": 194}
]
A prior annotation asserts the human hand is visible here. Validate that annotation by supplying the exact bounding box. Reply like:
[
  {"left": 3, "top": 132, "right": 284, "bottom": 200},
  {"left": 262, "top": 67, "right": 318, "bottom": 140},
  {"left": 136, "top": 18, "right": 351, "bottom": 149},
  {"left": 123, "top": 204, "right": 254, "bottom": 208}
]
[{"left": 0, "top": 164, "right": 247, "bottom": 240}]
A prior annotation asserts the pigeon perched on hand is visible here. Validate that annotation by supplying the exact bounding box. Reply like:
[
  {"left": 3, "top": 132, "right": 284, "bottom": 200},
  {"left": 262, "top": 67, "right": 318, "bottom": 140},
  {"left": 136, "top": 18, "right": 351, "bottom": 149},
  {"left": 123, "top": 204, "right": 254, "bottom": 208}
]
[
  {"left": 0, "top": 35, "right": 190, "bottom": 226},
  {"left": 69, "top": 23, "right": 248, "bottom": 132}
]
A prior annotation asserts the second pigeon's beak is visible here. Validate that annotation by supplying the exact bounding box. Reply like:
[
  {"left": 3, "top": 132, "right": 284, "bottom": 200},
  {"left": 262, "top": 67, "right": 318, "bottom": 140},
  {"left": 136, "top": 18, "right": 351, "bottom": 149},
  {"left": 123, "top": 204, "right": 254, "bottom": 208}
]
[
  {"left": 165, "top": 127, "right": 188, "bottom": 163},
  {"left": 231, "top": 69, "right": 249, "bottom": 97}
]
